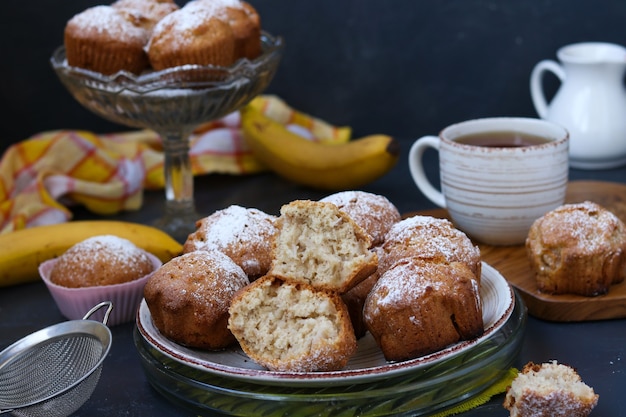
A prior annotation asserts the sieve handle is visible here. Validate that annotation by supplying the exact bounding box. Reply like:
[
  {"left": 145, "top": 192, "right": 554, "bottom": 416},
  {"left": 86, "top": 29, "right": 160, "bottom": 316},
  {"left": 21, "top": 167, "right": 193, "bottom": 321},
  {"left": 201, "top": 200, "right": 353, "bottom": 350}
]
[{"left": 83, "top": 301, "right": 113, "bottom": 325}]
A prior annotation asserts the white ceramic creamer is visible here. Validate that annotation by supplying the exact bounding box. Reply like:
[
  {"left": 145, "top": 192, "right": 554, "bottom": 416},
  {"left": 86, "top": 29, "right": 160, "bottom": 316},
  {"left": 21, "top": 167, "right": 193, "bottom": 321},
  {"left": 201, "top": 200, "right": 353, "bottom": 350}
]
[{"left": 530, "top": 42, "right": 626, "bottom": 169}]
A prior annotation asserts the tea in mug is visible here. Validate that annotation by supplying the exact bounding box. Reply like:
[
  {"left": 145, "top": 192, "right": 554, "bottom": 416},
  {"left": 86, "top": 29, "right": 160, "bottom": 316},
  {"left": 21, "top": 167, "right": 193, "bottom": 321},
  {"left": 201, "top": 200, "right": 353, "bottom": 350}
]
[{"left": 455, "top": 131, "right": 552, "bottom": 148}]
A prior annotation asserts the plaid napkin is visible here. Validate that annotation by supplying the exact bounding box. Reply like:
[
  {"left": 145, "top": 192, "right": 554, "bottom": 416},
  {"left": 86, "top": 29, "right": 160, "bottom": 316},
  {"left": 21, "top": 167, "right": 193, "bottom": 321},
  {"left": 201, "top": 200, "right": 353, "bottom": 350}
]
[{"left": 0, "top": 95, "right": 351, "bottom": 234}]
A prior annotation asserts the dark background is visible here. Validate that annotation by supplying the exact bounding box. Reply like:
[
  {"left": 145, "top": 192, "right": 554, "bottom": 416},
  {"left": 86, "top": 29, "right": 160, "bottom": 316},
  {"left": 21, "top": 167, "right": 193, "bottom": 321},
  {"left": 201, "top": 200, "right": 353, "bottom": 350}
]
[
  {"left": 2, "top": 0, "right": 626, "bottom": 153},
  {"left": 2, "top": 5, "right": 626, "bottom": 416}
]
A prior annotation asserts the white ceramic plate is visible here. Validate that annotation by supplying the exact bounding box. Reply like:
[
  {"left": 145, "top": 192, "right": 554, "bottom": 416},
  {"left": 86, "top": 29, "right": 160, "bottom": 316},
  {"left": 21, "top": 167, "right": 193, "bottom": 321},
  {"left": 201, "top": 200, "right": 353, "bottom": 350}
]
[{"left": 136, "top": 262, "right": 514, "bottom": 387}]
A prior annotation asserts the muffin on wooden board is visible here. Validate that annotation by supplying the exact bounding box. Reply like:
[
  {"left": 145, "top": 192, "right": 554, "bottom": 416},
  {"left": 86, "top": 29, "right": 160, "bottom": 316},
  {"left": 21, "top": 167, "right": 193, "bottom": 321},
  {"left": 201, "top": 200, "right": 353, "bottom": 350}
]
[{"left": 526, "top": 201, "right": 626, "bottom": 296}]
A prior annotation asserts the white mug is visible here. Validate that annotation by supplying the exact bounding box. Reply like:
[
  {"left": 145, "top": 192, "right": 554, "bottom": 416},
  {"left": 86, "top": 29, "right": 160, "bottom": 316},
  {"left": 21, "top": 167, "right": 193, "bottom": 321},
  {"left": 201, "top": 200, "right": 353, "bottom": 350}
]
[{"left": 409, "top": 117, "right": 569, "bottom": 246}]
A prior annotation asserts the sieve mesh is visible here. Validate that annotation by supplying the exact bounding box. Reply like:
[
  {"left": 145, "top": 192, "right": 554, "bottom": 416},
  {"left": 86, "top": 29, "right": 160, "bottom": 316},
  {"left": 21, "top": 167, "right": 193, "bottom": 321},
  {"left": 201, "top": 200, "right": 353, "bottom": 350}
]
[
  {"left": 0, "top": 333, "right": 104, "bottom": 410},
  {"left": 5, "top": 368, "right": 102, "bottom": 417},
  {"left": 0, "top": 302, "right": 112, "bottom": 417}
]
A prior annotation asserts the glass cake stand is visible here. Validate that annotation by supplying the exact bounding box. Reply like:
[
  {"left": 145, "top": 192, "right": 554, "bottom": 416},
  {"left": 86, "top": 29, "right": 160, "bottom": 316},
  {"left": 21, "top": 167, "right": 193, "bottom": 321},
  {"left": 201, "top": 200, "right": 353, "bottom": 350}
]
[{"left": 51, "top": 32, "right": 284, "bottom": 242}]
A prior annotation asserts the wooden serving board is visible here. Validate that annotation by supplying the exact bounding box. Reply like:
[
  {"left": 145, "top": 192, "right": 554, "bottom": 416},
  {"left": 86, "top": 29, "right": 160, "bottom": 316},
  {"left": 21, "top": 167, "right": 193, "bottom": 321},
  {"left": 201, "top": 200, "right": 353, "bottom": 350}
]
[{"left": 409, "top": 181, "right": 626, "bottom": 322}]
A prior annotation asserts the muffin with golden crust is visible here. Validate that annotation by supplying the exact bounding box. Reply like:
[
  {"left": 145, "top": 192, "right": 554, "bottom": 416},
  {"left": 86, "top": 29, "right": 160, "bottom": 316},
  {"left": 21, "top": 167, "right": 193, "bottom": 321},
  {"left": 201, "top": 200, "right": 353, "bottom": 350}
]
[
  {"left": 378, "top": 215, "right": 482, "bottom": 282},
  {"left": 238, "top": 1, "right": 262, "bottom": 58},
  {"left": 49, "top": 234, "right": 155, "bottom": 288},
  {"left": 364, "top": 258, "right": 483, "bottom": 361},
  {"left": 526, "top": 201, "right": 626, "bottom": 296},
  {"left": 111, "top": 0, "right": 179, "bottom": 31},
  {"left": 147, "top": 2, "right": 237, "bottom": 70},
  {"left": 144, "top": 250, "right": 249, "bottom": 350},
  {"left": 228, "top": 274, "right": 358, "bottom": 372},
  {"left": 191, "top": 0, "right": 261, "bottom": 59},
  {"left": 64, "top": 5, "right": 151, "bottom": 75},
  {"left": 320, "top": 191, "right": 401, "bottom": 247},
  {"left": 183, "top": 205, "right": 277, "bottom": 280},
  {"left": 41, "top": 234, "right": 160, "bottom": 326},
  {"left": 341, "top": 270, "right": 379, "bottom": 339}
]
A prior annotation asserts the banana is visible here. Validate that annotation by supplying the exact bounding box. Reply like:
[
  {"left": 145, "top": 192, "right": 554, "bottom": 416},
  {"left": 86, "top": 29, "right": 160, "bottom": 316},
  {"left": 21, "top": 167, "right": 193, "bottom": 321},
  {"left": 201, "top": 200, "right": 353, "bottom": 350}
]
[
  {"left": 0, "top": 220, "right": 183, "bottom": 288},
  {"left": 241, "top": 105, "right": 400, "bottom": 190}
]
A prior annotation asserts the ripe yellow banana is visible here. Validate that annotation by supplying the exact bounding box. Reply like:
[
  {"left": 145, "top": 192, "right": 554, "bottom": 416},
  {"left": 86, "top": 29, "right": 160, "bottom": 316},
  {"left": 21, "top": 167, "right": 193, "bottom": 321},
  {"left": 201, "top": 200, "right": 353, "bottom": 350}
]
[
  {"left": 241, "top": 106, "right": 400, "bottom": 190},
  {"left": 0, "top": 220, "right": 182, "bottom": 288}
]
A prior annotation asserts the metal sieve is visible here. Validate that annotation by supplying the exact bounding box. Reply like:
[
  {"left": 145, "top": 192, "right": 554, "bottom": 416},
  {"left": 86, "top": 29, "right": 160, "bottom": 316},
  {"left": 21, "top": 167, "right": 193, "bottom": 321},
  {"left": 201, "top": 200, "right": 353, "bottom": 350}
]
[{"left": 0, "top": 301, "right": 113, "bottom": 417}]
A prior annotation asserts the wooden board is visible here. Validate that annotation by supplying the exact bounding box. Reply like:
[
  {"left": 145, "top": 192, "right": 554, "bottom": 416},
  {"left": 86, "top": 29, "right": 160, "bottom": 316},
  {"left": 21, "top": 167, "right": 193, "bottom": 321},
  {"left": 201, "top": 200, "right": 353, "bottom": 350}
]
[{"left": 410, "top": 181, "right": 626, "bottom": 322}]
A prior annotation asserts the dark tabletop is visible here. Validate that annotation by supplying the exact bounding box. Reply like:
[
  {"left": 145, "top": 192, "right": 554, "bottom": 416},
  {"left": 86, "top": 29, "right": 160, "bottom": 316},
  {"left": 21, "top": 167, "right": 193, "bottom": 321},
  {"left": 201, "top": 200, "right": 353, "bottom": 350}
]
[
  {"left": 2, "top": 1, "right": 626, "bottom": 415},
  {"left": 1, "top": 136, "right": 625, "bottom": 417}
]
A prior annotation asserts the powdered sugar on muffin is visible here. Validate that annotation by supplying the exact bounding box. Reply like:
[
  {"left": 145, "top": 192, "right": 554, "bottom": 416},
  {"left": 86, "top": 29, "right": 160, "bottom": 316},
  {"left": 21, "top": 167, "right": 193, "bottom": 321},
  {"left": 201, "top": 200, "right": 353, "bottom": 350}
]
[
  {"left": 49, "top": 234, "right": 155, "bottom": 287},
  {"left": 379, "top": 215, "right": 481, "bottom": 281},
  {"left": 364, "top": 258, "right": 483, "bottom": 361},
  {"left": 526, "top": 201, "right": 626, "bottom": 296},
  {"left": 320, "top": 190, "right": 401, "bottom": 246},
  {"left": 64, "top": 5, "right": 151, "bottom": 74},
  {"left": 144, "top": 250, "right": 250, "bottom": 350},
  {"left": 146, "top": 0, "right": 259, "bottom": 70},
  {"left": 183, "top": 205, "right": 277, "bottom": 279},
  {"left": 112, "top": 0, "right": 179, "bottom": 31}
]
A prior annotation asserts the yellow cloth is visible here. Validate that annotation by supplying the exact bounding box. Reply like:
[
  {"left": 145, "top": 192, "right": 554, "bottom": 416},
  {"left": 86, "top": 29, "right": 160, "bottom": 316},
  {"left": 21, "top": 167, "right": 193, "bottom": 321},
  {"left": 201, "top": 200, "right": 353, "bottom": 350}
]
[
  {"left": 0, "top": 95, "right": 351, "bottom": 233},
  {"left": 431, "top": 368, "right": 518, "bottom": 417}
]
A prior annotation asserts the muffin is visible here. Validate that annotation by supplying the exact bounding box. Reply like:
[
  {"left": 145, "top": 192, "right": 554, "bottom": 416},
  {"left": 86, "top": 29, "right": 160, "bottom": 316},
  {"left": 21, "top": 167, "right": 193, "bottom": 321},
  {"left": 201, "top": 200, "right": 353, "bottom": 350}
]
[
  {"left": 144, "top": 250, "right": 249, "bottom": 350},
  {"left": 268, "top": 200, "right": 378, "bottom": 293},
  {"left": 191, "top": 0, "right": 261, "bottom": 59},
  {"left": 64, "top": 5, "right": 151, "bottom": 75},
  {"left": 39, "top": 235, "right": 161, "bottom": 325},
  {"left": 364, "top": 258, "right": 483, "bottom": 361},
  {"left": 320, "top": 191, "right": 401, "bottom": 246},
  {"left": 146, "top": 2, "right": 237, "bottom": 70},
  {"left": 341, "top": 270, "right": 379, "bottom": 339},
  {"left": 111, "top": 0, "right": 179, "bottom": 31},
  {"left": 238, "top": 1, "right": 262, "bottom": 58},
  {"left": 526, "top": 201, "right": 626, "bottom": 296},
  {"left": 49, "top": 235, "right": 155, "bottom": 287},
  {"left": 378, "top": 215, "right": 482, "bottom": 281},
  {"left": 183, "top": 205, "right": 277, "bottom": 280},
  {"left": 504, "top": 361, "right": 599, "bottom": 417},
  {"left": 228, "top": 274, "right": 358, "bottom": 372}
]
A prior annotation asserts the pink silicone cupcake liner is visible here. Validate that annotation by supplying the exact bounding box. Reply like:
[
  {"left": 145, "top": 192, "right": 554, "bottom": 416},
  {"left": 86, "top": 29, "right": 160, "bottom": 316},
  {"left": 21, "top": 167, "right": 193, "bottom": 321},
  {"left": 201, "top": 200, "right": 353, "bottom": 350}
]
[{"left": 39, "top": 253, "right": 162, "bottom": 326}]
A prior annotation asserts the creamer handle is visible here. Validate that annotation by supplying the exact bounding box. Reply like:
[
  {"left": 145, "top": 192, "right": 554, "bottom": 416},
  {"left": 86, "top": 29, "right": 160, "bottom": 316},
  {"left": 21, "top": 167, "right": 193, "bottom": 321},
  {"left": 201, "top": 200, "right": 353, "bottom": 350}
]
[{"left": 530, "top": 59, "right": 566, "bottom": 118}]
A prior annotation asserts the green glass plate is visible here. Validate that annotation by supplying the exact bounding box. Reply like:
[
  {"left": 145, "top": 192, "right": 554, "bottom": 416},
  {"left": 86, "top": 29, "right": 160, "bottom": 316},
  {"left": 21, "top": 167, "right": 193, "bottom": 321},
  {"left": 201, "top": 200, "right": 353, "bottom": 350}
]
[
  {"left": 133, "top": 291, "right": 526, "bottom": 416},
  {"left": 136, "top": 263, "right": 514, "bottom": 387}
]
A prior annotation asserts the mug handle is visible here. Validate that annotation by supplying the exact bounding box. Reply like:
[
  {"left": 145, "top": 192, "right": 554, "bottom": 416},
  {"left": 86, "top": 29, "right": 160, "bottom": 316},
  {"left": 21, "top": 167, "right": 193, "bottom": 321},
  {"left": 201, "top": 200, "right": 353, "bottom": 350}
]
[
  {"left": 530, "top": 59, "right": 566, "bottom": 118},
  {"left": 408, "top": 136, "right": 446, "bottom": 208}
]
